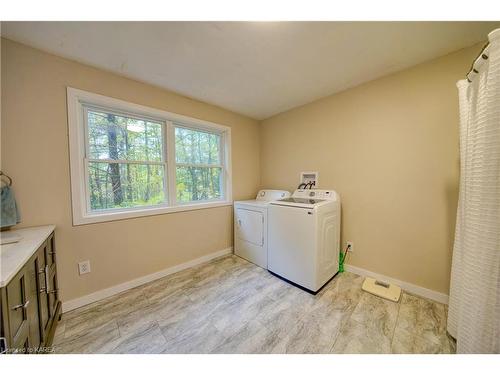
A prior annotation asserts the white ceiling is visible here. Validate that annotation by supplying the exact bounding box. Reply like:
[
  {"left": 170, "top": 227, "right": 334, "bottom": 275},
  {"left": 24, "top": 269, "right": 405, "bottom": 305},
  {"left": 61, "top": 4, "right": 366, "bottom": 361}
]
[{"left": 2, "top": 22, "right": 499, "bottom": 119}]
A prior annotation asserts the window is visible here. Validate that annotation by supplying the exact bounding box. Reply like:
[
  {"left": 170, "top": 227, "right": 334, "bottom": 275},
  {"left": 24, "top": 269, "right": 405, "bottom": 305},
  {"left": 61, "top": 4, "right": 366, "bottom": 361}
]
[
  {"left": 86, "top": 108, "right": 167, "bottom": 211},
  {"left": 175, "top": 126, "right": 222, "bottom": 203},
  {"left": 67, "top": 88, "right": 232, "bottom": 225}
]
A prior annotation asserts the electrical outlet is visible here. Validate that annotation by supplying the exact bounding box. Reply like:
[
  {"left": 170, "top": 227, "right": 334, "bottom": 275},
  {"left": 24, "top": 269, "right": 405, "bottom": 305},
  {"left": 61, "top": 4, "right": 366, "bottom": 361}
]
[
  {"left": 78, "top": 260, "right": 91, "bottom": 275},
  {"left": 346, "top": 241, "right": 354, "bottom": 253}
]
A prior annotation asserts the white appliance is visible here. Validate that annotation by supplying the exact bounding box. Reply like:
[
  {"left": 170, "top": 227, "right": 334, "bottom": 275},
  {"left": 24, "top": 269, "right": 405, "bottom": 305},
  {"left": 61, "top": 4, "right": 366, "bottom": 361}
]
[
  {"left": 268, "top": 189, "right": 341, "bottom": 293},
  {"left": 234, "top": 189, "right": 290, "bottom": 268}
]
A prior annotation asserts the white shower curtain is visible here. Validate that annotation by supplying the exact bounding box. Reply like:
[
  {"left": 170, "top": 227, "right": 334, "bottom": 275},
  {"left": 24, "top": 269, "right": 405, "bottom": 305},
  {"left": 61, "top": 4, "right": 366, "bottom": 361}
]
[{"left": 447, "top": 28, "right": 500, "bottom": 354}]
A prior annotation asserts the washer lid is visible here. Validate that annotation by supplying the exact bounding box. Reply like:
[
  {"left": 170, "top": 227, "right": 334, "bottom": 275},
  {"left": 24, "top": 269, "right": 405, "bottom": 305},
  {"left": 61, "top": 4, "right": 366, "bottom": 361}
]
[
  {"left": 255, "top": 189, "right": 290, "bottom": 202},
  {"left": 279, "top": 197, "right": 325, "bottom": 205},
  {"left": 270, "top": 197, "right": 328, "bottom": 209}
]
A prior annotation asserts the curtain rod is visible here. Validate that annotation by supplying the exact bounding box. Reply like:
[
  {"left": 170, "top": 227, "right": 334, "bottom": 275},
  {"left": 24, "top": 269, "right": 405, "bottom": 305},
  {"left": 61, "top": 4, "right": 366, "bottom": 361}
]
[{"left": 467, "top": 42, "right": 490, "bottom": 82}]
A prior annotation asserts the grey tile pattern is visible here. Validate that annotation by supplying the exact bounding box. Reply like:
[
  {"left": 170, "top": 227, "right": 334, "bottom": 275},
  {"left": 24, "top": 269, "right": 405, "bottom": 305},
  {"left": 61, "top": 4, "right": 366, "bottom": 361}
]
[
  {"left": 391, "top": 293, "right": 455, "bottom": 354},
  {"left": 331, "top": 292, "right": 399, "bottom": 354},
  {"left": 52, "top": 255, "right": 455, "bottom": 354}
]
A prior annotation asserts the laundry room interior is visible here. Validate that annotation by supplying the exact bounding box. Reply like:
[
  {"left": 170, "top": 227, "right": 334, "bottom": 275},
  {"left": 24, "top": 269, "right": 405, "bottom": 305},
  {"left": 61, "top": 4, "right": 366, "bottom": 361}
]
[{"left": 1, "top": 15, "right": 500, "bottom": 359}]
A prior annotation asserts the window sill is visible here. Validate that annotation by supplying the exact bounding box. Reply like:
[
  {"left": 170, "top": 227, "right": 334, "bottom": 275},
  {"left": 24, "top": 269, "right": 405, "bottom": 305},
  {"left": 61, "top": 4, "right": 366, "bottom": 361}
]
[{"left": 73, "top": 200, "right": 233, "bottom": 226}]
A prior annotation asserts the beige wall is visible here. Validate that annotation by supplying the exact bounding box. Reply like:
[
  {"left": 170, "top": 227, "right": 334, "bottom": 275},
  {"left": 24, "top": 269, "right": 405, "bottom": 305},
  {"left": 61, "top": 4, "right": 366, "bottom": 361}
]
[
  {"left": 260, "top": 44, "right": 482, "bottom": 295},
  {"left": 1, "top": 36, "right": 481, "bottom": 301},
  {"left": 1, "top": 38, "right": 261, "bottom": 302}
]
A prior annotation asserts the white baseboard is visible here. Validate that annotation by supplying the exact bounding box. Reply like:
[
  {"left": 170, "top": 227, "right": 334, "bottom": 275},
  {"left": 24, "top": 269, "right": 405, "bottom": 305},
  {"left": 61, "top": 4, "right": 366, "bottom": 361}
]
[
  {"left": 62, "top": 247, "right": 233, "bottom": 313},
  {"left": 344, "top": 264, "right": 449, "bottom": 305}
]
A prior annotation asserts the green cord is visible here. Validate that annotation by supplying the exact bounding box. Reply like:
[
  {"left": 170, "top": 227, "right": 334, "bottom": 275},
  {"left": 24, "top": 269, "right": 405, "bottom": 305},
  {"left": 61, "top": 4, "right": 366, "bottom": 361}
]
[
  {"left": 339, "top": 244, "right": 351, "bottom": 273},
  {"left": 339, "top": 251, "right": 345, "bottom": 273}
]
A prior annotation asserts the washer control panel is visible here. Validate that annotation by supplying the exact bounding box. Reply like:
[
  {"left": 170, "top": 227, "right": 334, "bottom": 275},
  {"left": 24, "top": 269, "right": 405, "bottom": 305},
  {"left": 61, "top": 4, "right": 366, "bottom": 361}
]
[{"left": 293, "top": 189, "right": 338, "bottom": 201}]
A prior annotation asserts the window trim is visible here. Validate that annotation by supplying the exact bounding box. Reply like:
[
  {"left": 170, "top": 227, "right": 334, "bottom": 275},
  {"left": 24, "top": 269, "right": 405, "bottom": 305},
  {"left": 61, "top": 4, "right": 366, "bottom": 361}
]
[{"left": 67, "top": 87, "right": 232, "bottom": 225}]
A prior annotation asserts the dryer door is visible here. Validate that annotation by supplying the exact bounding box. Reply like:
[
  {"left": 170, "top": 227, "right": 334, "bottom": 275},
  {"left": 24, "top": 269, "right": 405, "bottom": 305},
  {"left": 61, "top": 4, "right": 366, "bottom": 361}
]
[{"left": 235, "top": 208, "right": 264, "bottom": 246}]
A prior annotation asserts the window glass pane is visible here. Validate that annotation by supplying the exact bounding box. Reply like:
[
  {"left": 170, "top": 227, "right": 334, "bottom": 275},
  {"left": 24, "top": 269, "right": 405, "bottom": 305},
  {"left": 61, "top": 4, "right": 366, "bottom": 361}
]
[
  {"left": 87, "top": 109, "right": 163, "bottom": 162},
  {"left": 175, "top": 127, "right": 221, "bottom": 165},
  {"left": 176, "top": 166, "right": 222, "bottom": 203},
  {"left": 88, "top": 162, "right": 165, "bottom": 210}
]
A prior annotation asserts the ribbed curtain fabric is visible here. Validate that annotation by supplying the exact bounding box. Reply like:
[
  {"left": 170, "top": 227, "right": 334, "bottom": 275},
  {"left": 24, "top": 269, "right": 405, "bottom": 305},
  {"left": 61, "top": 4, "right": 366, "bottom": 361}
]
[{"left": 447, "top": 28, "right": 500, "bottom": 354}]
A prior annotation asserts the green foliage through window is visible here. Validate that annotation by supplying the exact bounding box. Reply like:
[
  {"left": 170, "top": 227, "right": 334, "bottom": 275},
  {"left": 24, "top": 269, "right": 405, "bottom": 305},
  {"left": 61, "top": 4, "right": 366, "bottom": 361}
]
[
  {"left": 88, "top": 162, "right": 165, "bottom": 210},
  {"left": 176, "top": 167, "right": 221, "bottom": 203},
  {"left": 175, "top": 127, "right": 221, "bottom": 165},
  {"left": 85, "top": 108, "right": 225, "bottom": 211},
  {"left": 86, "top": 108, "right": 165, "bottom": 211},
  {"left": 88, "top": 110, "right": 163, "bottom": 161},
  {"left": 175, "top": 126, "right": 223, "bottom": 202}
]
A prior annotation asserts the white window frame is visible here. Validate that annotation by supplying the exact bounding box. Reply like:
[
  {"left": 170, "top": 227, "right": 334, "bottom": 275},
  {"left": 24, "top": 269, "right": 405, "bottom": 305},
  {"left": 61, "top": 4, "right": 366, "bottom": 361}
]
[{"left": 67, "top": 87, "right": 232, "bottom": 225}]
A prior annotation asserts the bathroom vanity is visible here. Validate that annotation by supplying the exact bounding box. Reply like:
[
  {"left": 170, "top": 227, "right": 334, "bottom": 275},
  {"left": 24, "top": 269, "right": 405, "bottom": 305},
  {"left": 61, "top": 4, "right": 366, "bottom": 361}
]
[{"left": 0, "top": 226, "right": 61, "bottom": 353}]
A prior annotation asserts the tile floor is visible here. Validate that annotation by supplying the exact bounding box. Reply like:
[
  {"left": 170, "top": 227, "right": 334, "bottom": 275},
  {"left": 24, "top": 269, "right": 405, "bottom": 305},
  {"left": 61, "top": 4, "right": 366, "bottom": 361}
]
[{"left": 52, "top": 255, "right": 456, "bottom": 354}]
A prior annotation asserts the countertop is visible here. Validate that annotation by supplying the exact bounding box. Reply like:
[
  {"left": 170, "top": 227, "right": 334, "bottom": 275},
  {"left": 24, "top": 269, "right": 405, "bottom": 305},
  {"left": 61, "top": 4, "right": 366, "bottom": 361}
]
[{"left": 0, "top": 225, "right": 56, "bottom": 287}]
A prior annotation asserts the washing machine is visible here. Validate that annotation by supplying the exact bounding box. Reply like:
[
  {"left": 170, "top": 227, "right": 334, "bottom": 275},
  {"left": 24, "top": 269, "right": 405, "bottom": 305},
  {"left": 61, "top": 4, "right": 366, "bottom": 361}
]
[
  {"left": 234, "top": 189, "right": 290, "bottom": 268},
  {"left": 268, "top": 189, "right": 341, "bottom": 293}
]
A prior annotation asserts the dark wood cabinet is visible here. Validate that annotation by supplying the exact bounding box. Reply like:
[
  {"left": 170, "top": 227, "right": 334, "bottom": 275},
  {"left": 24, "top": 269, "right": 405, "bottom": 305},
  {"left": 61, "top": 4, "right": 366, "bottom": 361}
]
[
  {"left": 0, "top": 230, "right": 61, "bottom": 354},
  {"left": 37, "top": 241, "right": 51, "bottom": 338},
  {"left": 4, "top": 268, "right": 31, "bottom": 352},
  {"left": 26, "top": 254, "right": 41, "bottom": 348}
]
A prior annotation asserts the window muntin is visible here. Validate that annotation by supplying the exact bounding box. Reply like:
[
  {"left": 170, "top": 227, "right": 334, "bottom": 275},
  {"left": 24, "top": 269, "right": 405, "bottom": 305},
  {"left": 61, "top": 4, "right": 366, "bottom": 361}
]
[{"left": 84, "top": 107, "right": 167, "bottom": 212}]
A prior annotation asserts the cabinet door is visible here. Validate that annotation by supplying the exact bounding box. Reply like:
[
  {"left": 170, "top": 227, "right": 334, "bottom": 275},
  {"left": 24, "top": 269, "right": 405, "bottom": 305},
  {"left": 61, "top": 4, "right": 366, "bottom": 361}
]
[
  {"left": 6, "top": 267, "right": 31, "bottom": 352},
  {"left": 37, "top": 243, "right": 50, "bottom": 340},
  {"left": 46, "top": 233, "right": 59, "bottom": 325},
  {"left": 26, "top": 254, "right": 42, "bottom": 348},
  {"left": 15, "top": 334, "right": 31, "bottom": 354},
  {"left": 45, "top": 233, "right": 56, "bottom": 268},
  {"left": 47, "top": 267, "right": 58, "bottom": 321},
  {"left": 39, "top": 234, "right": 59, "bottom": 344}
]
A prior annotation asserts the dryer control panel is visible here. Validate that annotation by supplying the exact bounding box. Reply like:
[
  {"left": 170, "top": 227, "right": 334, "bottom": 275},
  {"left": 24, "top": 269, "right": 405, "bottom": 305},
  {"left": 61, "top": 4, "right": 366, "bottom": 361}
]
[{"left": 256, "top": 189, "right": 290, "bottom": 202}]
